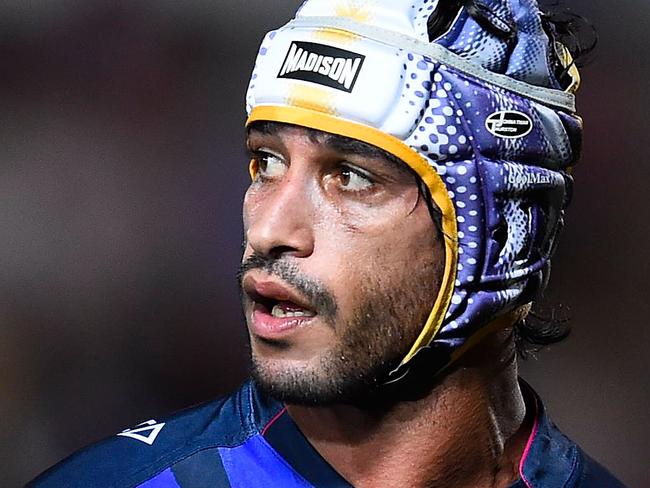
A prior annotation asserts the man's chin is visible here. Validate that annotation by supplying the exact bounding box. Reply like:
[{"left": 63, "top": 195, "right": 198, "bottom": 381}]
[
  {"left": 250, "top": 355, "right": 388, "bottom": 407},
  {"left": 250, "top": 356, "right": 329, "bottom": 405}
]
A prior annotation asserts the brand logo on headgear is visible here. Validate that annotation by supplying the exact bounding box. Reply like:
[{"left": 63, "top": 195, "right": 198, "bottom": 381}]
[
  {"left": 485, "top": 111, "right": 533, "bottom": 139},
  {"left": 278, "top": 41, "right": 365, "bottom": 93},
  {"left": 508, "top": 173, "right": 552, "bottom": 186}
]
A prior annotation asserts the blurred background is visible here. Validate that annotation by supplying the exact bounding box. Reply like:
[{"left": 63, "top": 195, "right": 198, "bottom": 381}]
[{"left": 1, "top": 1, "right": 648, "bottom": 486}]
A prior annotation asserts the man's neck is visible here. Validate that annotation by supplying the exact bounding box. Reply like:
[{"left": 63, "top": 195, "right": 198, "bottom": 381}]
[{"left": 286, "top": 330, "right": 530, "bottom": 488}]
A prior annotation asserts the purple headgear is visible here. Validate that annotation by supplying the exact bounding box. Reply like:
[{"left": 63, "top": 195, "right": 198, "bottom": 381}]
[{"left": 245, "top": 0, "right": 582, "bottom": 378}]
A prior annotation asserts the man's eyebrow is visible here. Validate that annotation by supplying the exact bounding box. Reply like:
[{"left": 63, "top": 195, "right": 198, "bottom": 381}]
[
  {"left": 320, "top": 133, "right": 393, "bottom": 161},
  {"left": 319, "top": 132, "right": 414, "bottom": 178}
]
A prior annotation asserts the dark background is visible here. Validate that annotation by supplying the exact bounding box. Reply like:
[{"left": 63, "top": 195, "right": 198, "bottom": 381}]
[{"left": 1, "top": 1, "right": 648, "bottom": 486}]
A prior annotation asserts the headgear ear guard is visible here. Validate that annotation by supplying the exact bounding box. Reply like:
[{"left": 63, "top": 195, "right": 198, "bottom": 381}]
[{"left": 245, "top": 0, "right": 582, "bottom": 381}]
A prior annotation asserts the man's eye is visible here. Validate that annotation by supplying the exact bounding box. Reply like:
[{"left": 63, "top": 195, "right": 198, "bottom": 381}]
[
  {"left": 255, "top": 152, "right": 286, "bottom": 179},
  {"left": 338, "top": 166, "right": 373, "bottom": 192}
]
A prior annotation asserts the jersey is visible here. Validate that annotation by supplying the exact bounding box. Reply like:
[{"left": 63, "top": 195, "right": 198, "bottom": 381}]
[{"left": 29, "top": 380, "right": 624, "bottom": 487}]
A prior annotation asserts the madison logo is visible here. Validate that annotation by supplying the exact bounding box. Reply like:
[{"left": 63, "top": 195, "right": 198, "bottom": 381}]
[
  {"left": 278, "top": 41, "right": 365, "bottom": 93},
  {"left": 485, "top": 110, "right": 533, "bottom": 139}
]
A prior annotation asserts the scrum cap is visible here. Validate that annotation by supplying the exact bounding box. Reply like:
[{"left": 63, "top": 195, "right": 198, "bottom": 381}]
[{"left": 245, "top": 0, "right": 582, "bottom": 380}]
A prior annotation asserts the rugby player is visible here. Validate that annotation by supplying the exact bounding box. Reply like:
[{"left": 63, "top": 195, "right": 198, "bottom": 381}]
[{"left": 30, "top": 0, "right": 623, "bottom": 486}]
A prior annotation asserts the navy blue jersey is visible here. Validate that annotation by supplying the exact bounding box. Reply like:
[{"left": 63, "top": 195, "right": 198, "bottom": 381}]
[{"left": 29, "top": 380, "right": 623, "bottom": 487}]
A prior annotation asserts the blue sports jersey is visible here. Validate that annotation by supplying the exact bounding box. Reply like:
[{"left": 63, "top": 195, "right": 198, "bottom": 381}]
[{"left": 29, "top": 380, "right": 623, "bottom": 487}]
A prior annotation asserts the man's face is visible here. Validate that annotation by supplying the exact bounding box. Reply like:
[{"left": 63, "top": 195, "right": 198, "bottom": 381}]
[{"left": 240, "top": 122, "right": 444, "bottom": 405}]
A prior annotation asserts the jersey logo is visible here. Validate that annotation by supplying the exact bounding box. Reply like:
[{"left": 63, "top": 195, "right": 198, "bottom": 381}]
[
  {"left": 485, "top": 110, "right": 533, "bottom": 139},
  {"left": 278, "top": 41, "right": 365, "bottom": 92},
  {"left": 117, "top": 419, "right": 165, "bottom": 445}
]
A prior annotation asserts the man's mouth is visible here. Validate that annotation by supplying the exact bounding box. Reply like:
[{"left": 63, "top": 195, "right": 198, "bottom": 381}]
[{"left": 242, "top": 274, "right": 318, "bottom": 339}]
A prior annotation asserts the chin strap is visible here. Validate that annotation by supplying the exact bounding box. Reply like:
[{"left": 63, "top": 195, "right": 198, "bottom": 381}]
[{"left": 383, "top": 306, "right": 531, "bottom": 394}]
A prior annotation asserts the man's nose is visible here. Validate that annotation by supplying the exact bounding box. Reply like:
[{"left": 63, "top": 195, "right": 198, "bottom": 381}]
[{"left": 245, "top": 174, "right": 315, "bottom": 259}]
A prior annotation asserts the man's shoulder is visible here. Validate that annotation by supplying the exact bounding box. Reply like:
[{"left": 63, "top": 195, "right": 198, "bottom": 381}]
[
  {"left": 549, "top": 423, "right": 625, "bottom": 487},
  {"left": 575, "top": 450, "right": 626, "bottom": 487},
  {"left": 28, "top": 380, "right": 278, "bottom": 488},
  {"left": 518, "top": 383, "right": 625, "bottom": 488}
]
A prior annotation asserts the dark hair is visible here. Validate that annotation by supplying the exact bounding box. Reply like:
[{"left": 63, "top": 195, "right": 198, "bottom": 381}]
[
  {"left": 514, "top": 304, "right": 572, "bottom": 359},
  {"left": 538, "top": 0, "right": 598, "bottom": 66}
]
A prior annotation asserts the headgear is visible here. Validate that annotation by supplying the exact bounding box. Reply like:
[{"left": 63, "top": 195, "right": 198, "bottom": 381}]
[{"left": 245, "top": 0, "right": 582, "bottom": 380}]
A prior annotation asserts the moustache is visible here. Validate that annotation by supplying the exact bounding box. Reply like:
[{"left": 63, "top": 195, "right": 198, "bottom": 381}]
[{"left": 238, "top": 252, "right": 338, "bottom": 322}]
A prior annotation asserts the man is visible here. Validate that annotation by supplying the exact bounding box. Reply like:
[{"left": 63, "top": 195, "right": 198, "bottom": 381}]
[{"left": 30, "top": 0, "right": 623, "bottom": 486}]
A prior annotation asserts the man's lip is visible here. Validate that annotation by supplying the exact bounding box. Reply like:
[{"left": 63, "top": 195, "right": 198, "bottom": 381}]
[
  {"left": 242, "top": 272, "right": 315, "bottom": 313},
  {"left": 250, "top": 304, "right": 316, "bottom": 340}
]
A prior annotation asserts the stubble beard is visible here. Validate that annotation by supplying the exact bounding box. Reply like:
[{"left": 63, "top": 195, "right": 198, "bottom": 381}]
[{"left": 246, "top": 261, "right": 439, "bottom": 407}]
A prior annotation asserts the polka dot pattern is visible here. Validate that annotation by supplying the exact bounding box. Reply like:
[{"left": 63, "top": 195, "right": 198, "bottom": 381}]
[
  {"left": 376, "top": 4, "right": 580, "bottom": 352},
  {"left": 246, "top": 30, "right": 277, "bottom": 113}
]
